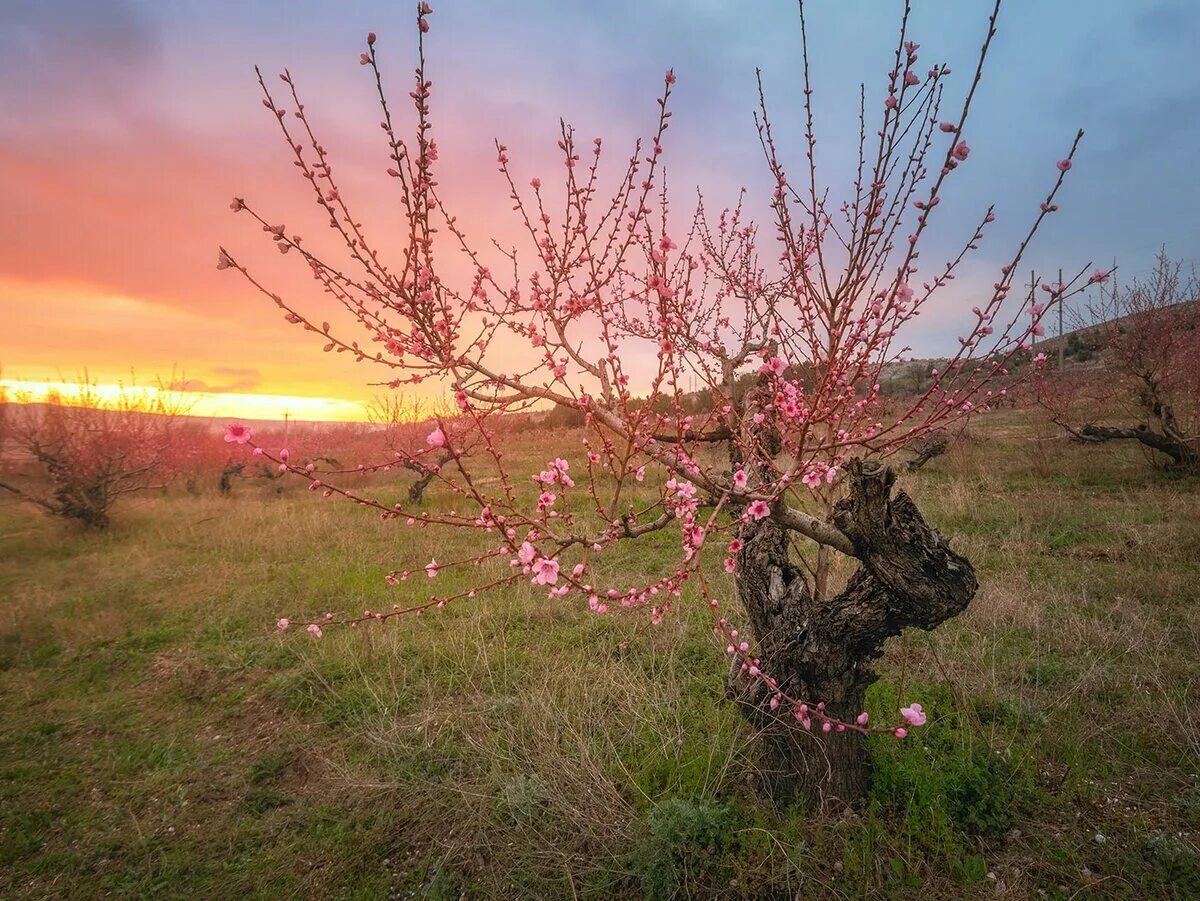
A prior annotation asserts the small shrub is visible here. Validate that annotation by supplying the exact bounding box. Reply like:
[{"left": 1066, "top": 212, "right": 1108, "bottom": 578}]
[
  {"left": 628, "top": 797, "right": 741, "bottom": 899},
  {"left": 868, "top": 682, "right": 1035, "bottom": 843},
  {"left": 1140, "top": 835, "right": 1200, "bottom": 893}
]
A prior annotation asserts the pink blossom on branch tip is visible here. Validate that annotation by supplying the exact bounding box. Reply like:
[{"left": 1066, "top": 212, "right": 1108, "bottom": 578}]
[
  {"left": 224, "top": 423, "right": 251, "bottom": 444},
  {"left": 900, "top": 702, "right": 926, "bottom": 726}
]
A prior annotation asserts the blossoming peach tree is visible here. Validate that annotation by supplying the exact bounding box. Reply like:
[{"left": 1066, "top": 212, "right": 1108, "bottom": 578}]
[{"left": 218, "top": 1, "right": 1105, "bottom": 803}]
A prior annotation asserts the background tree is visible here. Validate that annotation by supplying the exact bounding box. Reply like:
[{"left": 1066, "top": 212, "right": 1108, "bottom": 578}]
[
  {"left": 219, "top": 0, "right": 1101, "bottom": 804},
  {"left": 0, "top": 382, "right": 183, "bottom": 529},
  {"left": 366, "top": 393, "right": 465, "bottom": 502},
  {"left": 1038, "top": 251, "right": 1199, "bottom": 470}
]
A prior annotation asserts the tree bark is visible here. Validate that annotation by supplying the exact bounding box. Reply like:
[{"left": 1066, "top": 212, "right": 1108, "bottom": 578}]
[
  {"left": 1079, "top": 422, "right": 1198, "bottom": 469},
  {"left": 729, "top": 459, "right": 978, "bottom": 808},
  {"left": 905, "top": 434, "right": 949, "bottom": 471},
  {"left": 403, "top": 450, "right": 455, "bottom": 504}
]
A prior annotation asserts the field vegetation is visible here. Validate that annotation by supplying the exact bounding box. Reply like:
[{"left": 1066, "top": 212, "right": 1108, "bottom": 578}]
[{"left": 2, "top": 413, "right": 1197, "bottom": 898}]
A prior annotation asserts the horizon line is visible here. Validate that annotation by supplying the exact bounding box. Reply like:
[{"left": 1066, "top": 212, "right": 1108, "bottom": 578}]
[{"left": 0, "top": 378, "right": 374, "bottom": 424}]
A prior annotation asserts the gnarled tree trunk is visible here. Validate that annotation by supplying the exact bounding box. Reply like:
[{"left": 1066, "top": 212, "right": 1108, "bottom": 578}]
[
  {"left": 402, "top": 450, "right": 455, "bottom": 504},
  {"left": 728, "top": 460, "right": 977, "bottom": 808},
  {"left": 1079, "top": 420, "right": 1198, "bottom": 470}
]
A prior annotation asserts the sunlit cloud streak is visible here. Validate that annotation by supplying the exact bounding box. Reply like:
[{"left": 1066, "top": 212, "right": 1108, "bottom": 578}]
[{"left": 1, "top": 0, "right": 1196, "bottom": 417}]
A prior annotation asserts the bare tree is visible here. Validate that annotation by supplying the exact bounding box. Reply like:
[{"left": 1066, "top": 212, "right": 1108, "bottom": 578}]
[
  {"left": 367, "top": 393, "right": 463, "bottom": 503},
  {"left": 1041, "top": 251, "right": 1199, "bottom": 469},
  {"left": 0, "top": 382, "right": 184, "bottom": 528}
]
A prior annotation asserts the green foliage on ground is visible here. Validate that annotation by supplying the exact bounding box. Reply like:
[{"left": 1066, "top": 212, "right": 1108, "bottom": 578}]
[{"left": 1, "top": 413, "right": 1198, "bottom": 898}]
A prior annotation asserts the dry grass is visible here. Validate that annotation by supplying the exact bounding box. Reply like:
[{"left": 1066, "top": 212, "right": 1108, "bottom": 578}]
[{"left": 0, "top": 412, "right": 1198, "bottom": 898}]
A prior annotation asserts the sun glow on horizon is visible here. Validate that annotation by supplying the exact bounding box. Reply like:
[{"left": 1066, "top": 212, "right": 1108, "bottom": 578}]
[{"left": 0, "top": 379, "right": 371, "bottom": 424}]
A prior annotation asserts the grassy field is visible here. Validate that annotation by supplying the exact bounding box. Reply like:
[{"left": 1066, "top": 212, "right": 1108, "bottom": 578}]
[{"left": 1, "top": 414, "right": 1198, "bottom": 899}]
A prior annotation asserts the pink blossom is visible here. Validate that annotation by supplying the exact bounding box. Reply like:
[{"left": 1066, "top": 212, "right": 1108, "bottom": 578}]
[
  {"left": 276, "top": 618, "right": 290, "bottom": 631},
  {"left": 747, "top": 500, "right": 770, "bottom": 520},
  {"left": 900, "top": 702, "right": 926, "bottom": 726},
  {"left": 952, "top": 141, "right": 970, "bottom": 161},
  {"left": 1056, "top": 159, "right": 1072, "bottom": 172},
  {"left": 732, "top": 469, "right": 748, "bottom": 490},
  {"left": 518, "top": 541, "right": 537, "bottom": 565},
  {"left": 938, "top": 121, "right": 956, "bottom": 133},
  {"left": 647, "top": 275, "right": 674, "bottom": 299},
  {"left": 531, "top": 557, "right": 560, "bottom": 585},
  {"left": 1035, "top": 352, "right": 1048, "bottom": 364},
  {"left": 426, "top": 427, "right": 447, "bottom": 448},
  {"left": 306, "top": 623, "right": 323, "bottom": 638},
  {"left": 224, "top": 423, "right": 251, "bottom": 444},
  {"left": 635, "top": 466, "right": 646, "bottom": 482},
  {"left": 426, "top": 558, "right": 439, "bottom": 578},
  {"left": 894, "top": 727, "right": 907, "bottom": 739}
]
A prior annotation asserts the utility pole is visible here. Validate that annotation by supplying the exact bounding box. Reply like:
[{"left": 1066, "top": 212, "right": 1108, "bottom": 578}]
[
  {"left": 1029, "top": 269, "right": 1037, "bottom": 349},
  {"left": 1057, "top": 267, "right": 1065, "bottom": 372},
  {"left": 283, "top": 409, "right": 290, "bottom": 444}
]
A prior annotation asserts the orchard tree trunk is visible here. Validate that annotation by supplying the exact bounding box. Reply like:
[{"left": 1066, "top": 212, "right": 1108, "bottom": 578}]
[
  {"left": 403, "top": 450, "right": 455, "bottom": 504},
  {"left": 728, "top": 459, "right": 978, "bottom": 808},
  {"left": 905, "top": 433, "right": 949, "bottom": 471},
  {"left": 408, "top": 469, "right": 438, "bottom": 503},
  {"left": 1079, "top": 422, "right": 1199, "bottom": 470}
]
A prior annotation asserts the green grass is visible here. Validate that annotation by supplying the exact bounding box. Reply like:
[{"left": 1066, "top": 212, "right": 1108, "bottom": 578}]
[{"left": 1, "top": 415, "right": 1198, "bottom": 898}]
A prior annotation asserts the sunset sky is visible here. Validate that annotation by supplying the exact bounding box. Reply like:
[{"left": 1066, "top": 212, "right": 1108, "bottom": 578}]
[{"left": 2, "top": 0, "right": 1196, "bottom": 421}]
